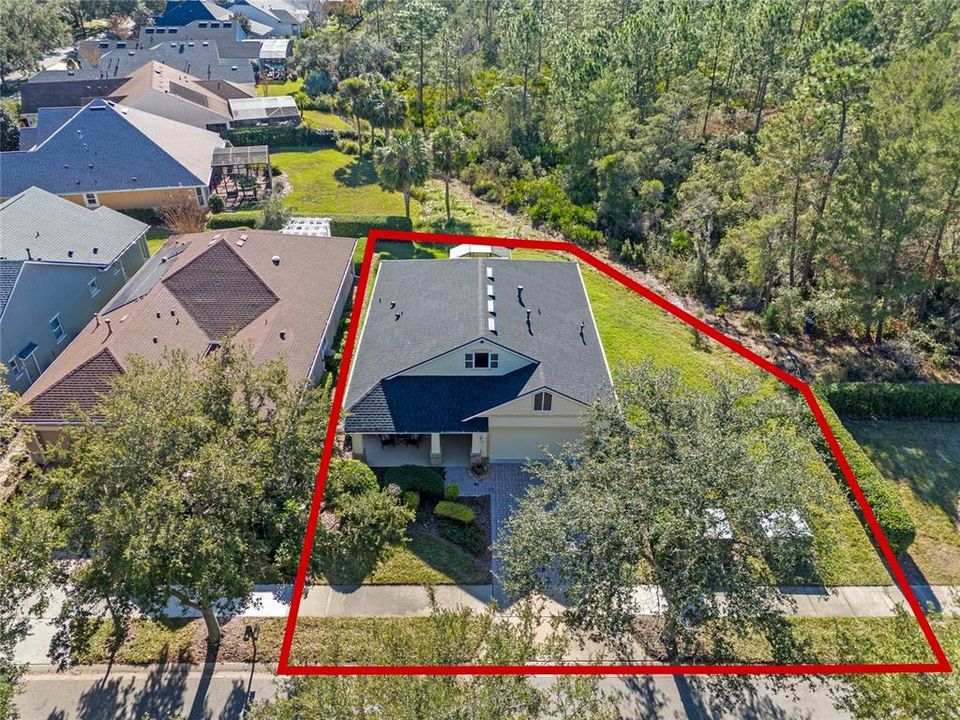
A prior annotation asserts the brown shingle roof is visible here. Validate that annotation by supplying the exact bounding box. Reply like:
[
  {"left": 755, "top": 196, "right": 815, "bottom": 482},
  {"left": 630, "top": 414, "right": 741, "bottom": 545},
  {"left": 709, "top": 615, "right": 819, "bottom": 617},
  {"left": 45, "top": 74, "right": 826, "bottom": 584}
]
[{"left": 20, "top": 229, "right": 356, "bottom": 425}]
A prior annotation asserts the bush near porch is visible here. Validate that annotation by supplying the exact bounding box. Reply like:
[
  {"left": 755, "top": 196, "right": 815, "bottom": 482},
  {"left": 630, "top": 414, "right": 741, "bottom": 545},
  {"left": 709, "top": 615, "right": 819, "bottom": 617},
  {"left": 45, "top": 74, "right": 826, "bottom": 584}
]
[{"left": 385, "top": 465, "right": 445, "bottom": 499}]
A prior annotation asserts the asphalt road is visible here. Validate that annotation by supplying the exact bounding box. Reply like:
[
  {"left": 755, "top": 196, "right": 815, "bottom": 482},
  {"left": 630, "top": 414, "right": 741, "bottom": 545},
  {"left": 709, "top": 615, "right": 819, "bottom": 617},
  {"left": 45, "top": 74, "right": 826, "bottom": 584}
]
[{"left": 15, "top": 665, "right": 851, "bottom": 719}]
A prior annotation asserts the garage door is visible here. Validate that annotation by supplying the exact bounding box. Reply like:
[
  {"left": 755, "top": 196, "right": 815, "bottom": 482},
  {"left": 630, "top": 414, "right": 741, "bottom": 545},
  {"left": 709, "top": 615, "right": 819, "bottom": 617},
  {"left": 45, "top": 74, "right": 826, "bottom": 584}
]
[{"left": 488, "top": 427, "right": 582, "bottom": 462}]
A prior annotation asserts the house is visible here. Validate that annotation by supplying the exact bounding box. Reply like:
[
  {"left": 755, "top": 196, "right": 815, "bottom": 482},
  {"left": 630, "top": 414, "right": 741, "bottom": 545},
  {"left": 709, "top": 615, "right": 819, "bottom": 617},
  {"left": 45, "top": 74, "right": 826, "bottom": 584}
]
[
  {"left": 152, "top": 0, "right": 234, "bottom": 26},
  {"left": 18, "top": 229, "right": 357, "bottom": 449},
  {"left": 344, "top": 258, "right": 613, "bottom": 466},
  {"left": 0, "top": 99, "right": 226, "bottom": 211},
  {"left": 108, "top": 63, "right": 299, "bottom": 130},
  {"left": 109, "top": 62, "right": 234, "bottom": 131},
  {"left": 228, "top": 0, "right": 307, "bottom": 36},
  {"left": 0, "top": 187, "right": 149, "bottom": 395}
]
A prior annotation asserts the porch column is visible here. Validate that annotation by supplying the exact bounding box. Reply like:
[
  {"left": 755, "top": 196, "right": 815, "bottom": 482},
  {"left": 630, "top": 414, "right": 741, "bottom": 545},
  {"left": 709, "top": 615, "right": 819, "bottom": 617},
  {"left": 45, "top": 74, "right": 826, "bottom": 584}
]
[
  {"left": 470, "top": 432, "right": 487, "bottom": 464},
  {"left": 429, "top": 433, "right": 442, "bottom": 466},
  {"left": 351, "top": 433, "right": 365, "bottom": 461}
]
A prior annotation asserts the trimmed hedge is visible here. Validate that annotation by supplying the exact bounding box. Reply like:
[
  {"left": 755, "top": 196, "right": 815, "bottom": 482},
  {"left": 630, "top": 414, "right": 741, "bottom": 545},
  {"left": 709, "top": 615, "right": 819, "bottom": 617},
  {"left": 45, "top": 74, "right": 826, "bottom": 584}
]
[
  {"left": 383, "top": 465, "right": 444, "bottom": 499},
  {"left": 221, "top": 124, "right": 334, "bottom": 150},
  {"left": 816, "top": 396, "right": 916, "bottom": 555},
  {"left": 330, "top": 215, "right": 412, "bottom": 238},
  {"left": 402, "top": 490, "right": 420, "bottom": 512},
  {"left": 326, "top": 459, "right": 379, "bottom": 498},
  {"left": 207, "top": 211, "right": 260, "bottom": 229},
  {"left": 119, "top": 207, "right": 163, "bottom": 225},
  {"left": 434, "top": 500, "right": 475, "bottom": 525},
  {"left": 822, "top": 382, "right": 960, "bottom": 420},
  {"left": 438, "top": 518, "right": 486, "bottom": 556}
]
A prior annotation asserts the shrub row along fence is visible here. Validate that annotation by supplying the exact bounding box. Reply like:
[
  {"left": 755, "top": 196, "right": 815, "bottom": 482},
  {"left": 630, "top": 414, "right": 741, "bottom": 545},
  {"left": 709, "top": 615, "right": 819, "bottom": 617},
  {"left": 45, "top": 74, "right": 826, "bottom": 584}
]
[
  {"left": 822, "top": 382, "right": 960, "bottom": 420},
  {"left": 207, "top": 212, "right": 412, "bottom": 237},
  {"left": 222, "top": 124, "right": 335, "bottom": 150},
  {"left": 815, "top": 395, "right": 917, "bottom": 556}
]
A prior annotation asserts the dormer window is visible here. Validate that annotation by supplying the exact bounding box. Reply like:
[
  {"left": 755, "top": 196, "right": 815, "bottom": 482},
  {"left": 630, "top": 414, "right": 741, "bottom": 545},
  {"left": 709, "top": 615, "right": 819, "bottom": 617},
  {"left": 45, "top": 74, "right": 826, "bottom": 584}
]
[
  {"left": 465, "top": 351, "right": 498, "bottom": 369},
  {"left": 533, "top": 391, "right": 553, "bottom": 412}
]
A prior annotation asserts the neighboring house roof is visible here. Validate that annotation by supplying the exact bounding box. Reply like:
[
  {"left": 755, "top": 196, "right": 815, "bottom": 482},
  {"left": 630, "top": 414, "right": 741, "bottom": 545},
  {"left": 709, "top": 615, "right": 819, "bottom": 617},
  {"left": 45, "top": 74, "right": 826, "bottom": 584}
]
[
  {"left": 243, "top": 19, "right": 275, "bottom": 37},
  {"left": 22, "top": 107, "right": 84, "bottom": 148},
  {"left": 98, "top": 41, "right": 256, "bottom": 85},
  {"left": 232, "top": 0, "right": 308, "bottom": 23},
  {"left": 19, "top": 230, "right": 356, "bottom": 424},
  {"left": 344, "top": 259, "right": 612, "bottom": 434},
  {"left": 0, "top": 260, "right": 24, "bottom": 317},
  {"left": 111, "top": 62, "right": 232, "bottom": 122},
  {"left": 20, "top": 70, "right": 128, "bottom": 115},
  {"left": 228, "top": 95, "right": 299, "bottom": 122},
  {"left": 0, "top": 187, "right": 148, "bottom": 266},
  {"left": 0, "top": 100, "right": 225, "bottom": 199},
  {"left": 154, "top": 0, "right": 233, "bottom": 25}
]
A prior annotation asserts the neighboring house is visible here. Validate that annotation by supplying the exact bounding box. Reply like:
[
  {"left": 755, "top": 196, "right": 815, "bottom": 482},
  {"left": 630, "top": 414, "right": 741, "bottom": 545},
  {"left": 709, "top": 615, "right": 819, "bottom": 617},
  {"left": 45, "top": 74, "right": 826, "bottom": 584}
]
[
  {"left": 228, "top": 0, "right": 307, "bottom": 36},
  {"left": 152, "top": 0, "right": 233, "bottom": 26},
  {"left": 0, "top": 99, "right": 226, "bottom": 211},
  {"left": 110, "top": 62, "right": 234, "bottom": 131},
  {"left": 19, "top": 70, "right": 128, "bottom": 125},
  {"left": 258, "top": 38, "right": 293, "bottom": 75},
  {"left": 344, "top": 258, "right": 613, "bottom": 466},
  {"left": 0, "top": 187, "right": 149, "bottom": 395},
  {"left": 19, "top": 229, "right": 357, "bottom": 450},
  {"left": 109, "top": 63, "right": 299, "bottom": 130}
]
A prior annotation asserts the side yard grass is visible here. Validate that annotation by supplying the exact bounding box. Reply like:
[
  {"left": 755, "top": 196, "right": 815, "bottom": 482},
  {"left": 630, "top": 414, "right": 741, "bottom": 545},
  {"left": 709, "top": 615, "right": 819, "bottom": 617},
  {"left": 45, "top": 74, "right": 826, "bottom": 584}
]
[
  {"left": 145, "top": 227, "right": 172, "bottom": 256},
  {"left": 302, "top": 110, "right": 353, "bottom": 132},
  {"left": 846, "top": 420, "right": 960, "bottom": 584}
]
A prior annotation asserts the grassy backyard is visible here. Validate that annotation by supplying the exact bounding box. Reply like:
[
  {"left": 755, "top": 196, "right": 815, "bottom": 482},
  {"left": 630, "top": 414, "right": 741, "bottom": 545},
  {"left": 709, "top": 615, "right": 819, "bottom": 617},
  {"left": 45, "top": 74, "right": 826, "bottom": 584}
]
[
  {"left": 145, "top": 227, "right": 171, "bottom": 256},
  {"left": 272, "top": 149, "right": 416, "bottom": 219},
  {"left": 258, "top": 78, "right": 304, "bottom": 96},
  {"left": 302, "top": 110, "right": 353, "bottom": 132},
  {"left": 846, "top": 420, "right": 960, "bottom": 584}
]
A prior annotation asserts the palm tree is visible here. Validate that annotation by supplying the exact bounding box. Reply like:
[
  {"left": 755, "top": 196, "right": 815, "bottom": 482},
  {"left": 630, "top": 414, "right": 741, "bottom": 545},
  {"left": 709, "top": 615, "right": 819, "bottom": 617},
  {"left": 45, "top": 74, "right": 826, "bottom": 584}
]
[
  {"left": 338, "top": 76, "right": 372, "bottom": 154},
  {"left": 375, "top": 131, "right": 431, "bottom": 220},
  {"left": 374, "top": 81, "right": 408, "bottom": 143},
  {"left": 430, "top": 125, "right": 467, "bottom": 223}
]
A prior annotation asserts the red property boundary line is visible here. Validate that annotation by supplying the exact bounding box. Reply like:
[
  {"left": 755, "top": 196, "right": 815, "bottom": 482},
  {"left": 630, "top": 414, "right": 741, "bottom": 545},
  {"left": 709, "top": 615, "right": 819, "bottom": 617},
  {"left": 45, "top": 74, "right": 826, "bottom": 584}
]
[{"left": 277, "top": 229, "right": 952, "bottom": 677}]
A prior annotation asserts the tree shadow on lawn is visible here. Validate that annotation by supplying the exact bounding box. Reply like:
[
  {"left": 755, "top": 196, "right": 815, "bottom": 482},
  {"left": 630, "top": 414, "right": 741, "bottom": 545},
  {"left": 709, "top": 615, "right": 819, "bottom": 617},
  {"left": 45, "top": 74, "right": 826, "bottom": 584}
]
[
  {"left": 377, "top": 240, "right": 456, "bottom": 260},
  {"left": 333, "top": 157, "right": 379, "bottom": 188},
  {"left": 419, "top": 214, "right": 479, "bottom": 237}
]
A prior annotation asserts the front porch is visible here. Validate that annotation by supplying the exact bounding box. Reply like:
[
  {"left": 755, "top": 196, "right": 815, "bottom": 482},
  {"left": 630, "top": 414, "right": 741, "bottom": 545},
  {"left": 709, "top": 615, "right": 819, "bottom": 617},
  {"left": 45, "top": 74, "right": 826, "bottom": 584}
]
[{"left": 351, "top": 433, "right": 484, "bottom": 467}]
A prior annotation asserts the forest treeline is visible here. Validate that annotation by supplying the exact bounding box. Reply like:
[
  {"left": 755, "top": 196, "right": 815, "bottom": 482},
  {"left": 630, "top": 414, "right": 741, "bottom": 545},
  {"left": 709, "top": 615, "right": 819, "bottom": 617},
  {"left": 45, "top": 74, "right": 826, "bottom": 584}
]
[{"left": 293, "top": 0, "right": 959, "bottom": 376}]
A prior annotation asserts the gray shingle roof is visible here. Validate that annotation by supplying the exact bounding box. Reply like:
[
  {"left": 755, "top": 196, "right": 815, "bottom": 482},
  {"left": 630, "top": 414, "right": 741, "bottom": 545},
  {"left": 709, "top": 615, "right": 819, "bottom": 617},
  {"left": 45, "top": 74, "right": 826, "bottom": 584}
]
[
  {"left": 0, "top": 100, "right": 224, "bottom": 199},
  {"left": 0, "top": 187, "right": 148, "bottom": 265},
  {"left": 155, "top": 0, "right": 233, "bottom": 25},
  {"left": 20, "top": 72, "right": 128, "bottom": 115},
  {"left": 0, "top": 261, "right": 24, "bottom": 318},
  {"left": 344, "top": 259, "right": 612, "bottom": 433},
  {"left": 98, "top": 42, "right": 255, "bottom": 85}
]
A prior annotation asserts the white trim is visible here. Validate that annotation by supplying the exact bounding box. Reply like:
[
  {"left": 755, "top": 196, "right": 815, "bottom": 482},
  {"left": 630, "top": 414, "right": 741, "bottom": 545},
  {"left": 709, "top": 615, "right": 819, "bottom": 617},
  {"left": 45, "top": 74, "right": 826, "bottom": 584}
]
[
  {"left": 461, "top": 386, "right": 587, "bottom": 422},
  {"left": 83, "top": 192, "right": 99, "bottom": 207},
  {"left": 87, "top": 277, "right": 100, "bottom": 297},
  {"left": 342, "top": 252, "right": 383, "bottom": 404},
  {"left": 7, "top": 356, "right": 24, "bottom": 379},
  {"left": 577, "top": 263, "right": 615, "bottom": 388},
  {"left": 49, "top": 313, "right": 66, "bottom": 343}
]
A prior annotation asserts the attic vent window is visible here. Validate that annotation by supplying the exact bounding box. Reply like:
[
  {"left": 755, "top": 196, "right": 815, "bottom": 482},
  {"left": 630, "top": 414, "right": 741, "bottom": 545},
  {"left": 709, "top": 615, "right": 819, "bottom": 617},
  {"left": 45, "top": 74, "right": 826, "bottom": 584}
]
[
  {"left": 465, "top": 351, "right": 498, "bottom": 369},
  {"left": 533, "top": 391, "right": 553, "bottom": 412}
]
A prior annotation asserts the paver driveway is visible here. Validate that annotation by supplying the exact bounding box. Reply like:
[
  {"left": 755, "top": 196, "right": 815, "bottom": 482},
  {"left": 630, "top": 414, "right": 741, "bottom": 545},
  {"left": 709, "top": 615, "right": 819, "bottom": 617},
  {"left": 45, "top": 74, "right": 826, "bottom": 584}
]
[{"left": 445, "top": 463, "right": 539, "bottom": 581}]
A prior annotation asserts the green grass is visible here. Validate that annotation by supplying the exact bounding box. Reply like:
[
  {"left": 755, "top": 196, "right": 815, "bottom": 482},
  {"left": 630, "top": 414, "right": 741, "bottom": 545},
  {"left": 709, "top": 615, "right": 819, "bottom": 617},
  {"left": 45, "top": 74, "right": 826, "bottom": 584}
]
[
  {"left": 258, "top": 78, "right": 304, "bottom": 96},
  {"left": 145, "top": 227, "right": 172, "bottom": 256},
  {"left": 272, "top": 149, "right": 416, "bottom": 219},
  {"left": 846, "top": 420, "right": 960, "bottom": 584},
  {"left": 303, "top": 110, "right": 353, "bottom": 132},
  {"left": 73, "top": 618, "right": 195, "bottom": 665},
  {"left": 314, "top": 531, "right": 490, "bottom": 585}
]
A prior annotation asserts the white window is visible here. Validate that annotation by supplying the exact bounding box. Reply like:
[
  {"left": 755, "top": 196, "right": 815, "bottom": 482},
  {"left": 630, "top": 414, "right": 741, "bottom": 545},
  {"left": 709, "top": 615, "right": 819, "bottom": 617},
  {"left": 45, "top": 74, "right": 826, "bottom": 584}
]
[
  {"left": 84, "top": 192, "right": 98, "bottom": 207},
  {"left": 113, "top": 261, "right": 122, "bottom": 275},
  {"left": 88, "top": 278, "right": 100, "bottom": 297},
  {"left": 465, "top": 352, "right": 498, "bottom": 369},
  {"left": 50, "top": 315, "right": 65, "bottom": 342},
  {"left": 195, "top": 186, "right": 206, "bottom": 206},
  {"left": 533, "top": 391, "right": 553, "bottom": 412},
  {"left": 7, "top": 357, "right": 23, "bottom": 379}
]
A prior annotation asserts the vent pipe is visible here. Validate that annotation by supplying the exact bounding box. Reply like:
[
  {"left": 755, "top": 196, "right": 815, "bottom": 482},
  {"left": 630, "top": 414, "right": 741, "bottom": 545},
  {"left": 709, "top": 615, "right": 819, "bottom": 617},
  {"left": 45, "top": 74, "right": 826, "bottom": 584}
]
[{"left": 104, "top": 318, "right": 113, "bottom": 336}]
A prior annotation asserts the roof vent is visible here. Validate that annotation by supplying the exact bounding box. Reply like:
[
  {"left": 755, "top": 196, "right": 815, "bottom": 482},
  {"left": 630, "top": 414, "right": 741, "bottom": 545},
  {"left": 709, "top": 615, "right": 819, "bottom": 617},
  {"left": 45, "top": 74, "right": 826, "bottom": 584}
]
[
  {"left": 487, "top": 299, "right": 495, "bottom": 313},
  {"left": 517, "top": 285, "right": 525, "bottom": 305},
  {"left": 272, "top": 255, "right": 280, "bottom": 266},
  {"left": 486, "top": 266, "right": 494, "bottom": 279},
  {"left": 153, "top": 336, "right": 158, "bottom": 343},
  {"left": 486, "top": 283, "right": 494, "bottom": 297},
  {"left": 67, "top": 250, "right": 74, "bottom": 258},
  {"left": 488, "top": 317, "right": 497, "bottom": 333},
  {"left": 92, "top": 247, "right": 98, "bottom": 254},
  {"left": 279, "top": 331, "right": 286, "bottom": 340},
  {"left": 239, "top": 233, "right": 248, "bottom": 241}
]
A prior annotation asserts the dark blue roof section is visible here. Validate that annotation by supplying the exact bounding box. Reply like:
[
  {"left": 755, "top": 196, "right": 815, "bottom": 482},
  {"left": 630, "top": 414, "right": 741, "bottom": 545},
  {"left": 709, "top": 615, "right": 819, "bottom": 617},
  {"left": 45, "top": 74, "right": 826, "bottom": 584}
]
[
  {"left": 345, "top": 366, "right": 539, "bottom": 434},
  {"left": 102, "top": 241, "right": 188, "bottom": 313},
  {"left": 0, "top": 100, "right": 212, "bottom": 198},
  {"left": 155, "top": 0, "right": 232, "bottom": 25}
]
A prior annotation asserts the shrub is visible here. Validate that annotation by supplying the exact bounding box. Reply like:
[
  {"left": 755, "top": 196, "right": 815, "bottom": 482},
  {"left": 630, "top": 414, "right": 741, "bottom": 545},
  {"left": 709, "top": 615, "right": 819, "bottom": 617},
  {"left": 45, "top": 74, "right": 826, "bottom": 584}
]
[
  {"left": 158, "top": 203, "right": 207, "bottom": 234},
  {"left": 444, "top": 483, "right": 459, "bottom": 501},
  {"left": 402, "top": 490, "right": 420, "bottom": 512},
  {"left": 434, "top": 501, "right": 475, "bottom": 525},
  {"left": 222, "top": 124, "right": 332, "bottom": 150},
  {"left": 329, "top": 215, "right": 413, "bottom": 238},
  {"left": 822, "top": 383, "right": 960, "bottom": 420},
  {"left": 258, "top": 194, "right": 289, "bottom": 230},
  {"left": 438, "top": 519, "right": 486, "bottom": 555},
  {"left": 384, "top": 465, "right": 445, "bottom": 499},
  {"left": 815, "top": 397, "right": 916, "bottom": 555},
  {"left": 207, "top": 210, "right": 260, "bottom": 229},
  {"left": 304, "top": 70, "right": 334, "bottom": 97},
  {"left": 336, "top": 137, "right": 360, "bottom": 155},
  {"left": 119, "top": 207, "right": 163, "bottom": 225},
  {"left": 207, "top": 194, "right": 225, "bottom": 214},
  {"left": 325, "top": 459, "right": 379, "bottom": 501}
]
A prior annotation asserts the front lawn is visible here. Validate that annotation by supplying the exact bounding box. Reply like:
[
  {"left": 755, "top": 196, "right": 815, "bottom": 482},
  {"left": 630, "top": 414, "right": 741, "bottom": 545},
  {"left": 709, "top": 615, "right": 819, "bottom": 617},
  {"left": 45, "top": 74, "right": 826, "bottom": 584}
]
[
  {"left": 846, "top": 420, "right": 960, "bottom": 584},
  {"left": 272, "top": 149, "right": 416, "bottom": 219},
  {"left": 313, "top": 531, "right": 491, "bottom": 585}
]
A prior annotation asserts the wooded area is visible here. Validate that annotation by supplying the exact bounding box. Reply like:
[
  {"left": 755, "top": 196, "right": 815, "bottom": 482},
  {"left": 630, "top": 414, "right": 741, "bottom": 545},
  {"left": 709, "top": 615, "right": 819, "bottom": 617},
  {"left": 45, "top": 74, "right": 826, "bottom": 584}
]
[{"left": 292, "top": 0, "right": 959, "bottom": 376}]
